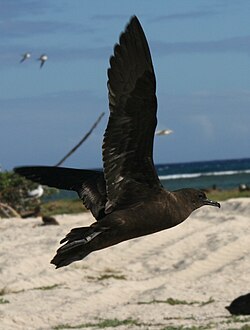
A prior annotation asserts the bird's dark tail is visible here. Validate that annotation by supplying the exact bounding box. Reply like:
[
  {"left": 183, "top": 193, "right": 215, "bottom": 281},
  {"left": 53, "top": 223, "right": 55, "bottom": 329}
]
[{"left": 51, "top": 225, "right": 106, "bottom": 268}]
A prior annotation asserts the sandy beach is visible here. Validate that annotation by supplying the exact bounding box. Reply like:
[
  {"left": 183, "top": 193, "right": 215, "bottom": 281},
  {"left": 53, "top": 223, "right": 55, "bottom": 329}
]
[{"left": 0, "top": 198, "right": 249, "bottom": 330}]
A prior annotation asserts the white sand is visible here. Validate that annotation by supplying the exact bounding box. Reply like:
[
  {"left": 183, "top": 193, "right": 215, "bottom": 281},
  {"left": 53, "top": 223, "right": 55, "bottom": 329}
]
[{"left": 0, "top": 198, "right": 249, "bottom": 330}]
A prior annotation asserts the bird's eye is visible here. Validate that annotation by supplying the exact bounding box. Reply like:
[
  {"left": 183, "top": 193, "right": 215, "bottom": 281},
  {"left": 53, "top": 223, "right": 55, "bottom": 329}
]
[{"left": 198, "top": 192, "right": 205, "bottom": 199}]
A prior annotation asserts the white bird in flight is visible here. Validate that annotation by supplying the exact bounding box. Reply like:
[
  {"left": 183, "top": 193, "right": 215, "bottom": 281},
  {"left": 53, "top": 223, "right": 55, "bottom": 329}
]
[
  {"left": 20, "top": 52, "right": 31, "bottom": 63},
  {"left": 38, "top": 54, "right": 48, "bottom": 68},
  {"left": 155, "top": 129, "right": 173, "bottom": 136}
]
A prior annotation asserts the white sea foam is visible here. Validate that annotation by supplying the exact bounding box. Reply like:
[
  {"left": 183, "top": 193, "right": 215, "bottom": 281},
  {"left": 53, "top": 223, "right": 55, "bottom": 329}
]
[{"left": 159, "top": 169, "right": 250, "bottom": 181}]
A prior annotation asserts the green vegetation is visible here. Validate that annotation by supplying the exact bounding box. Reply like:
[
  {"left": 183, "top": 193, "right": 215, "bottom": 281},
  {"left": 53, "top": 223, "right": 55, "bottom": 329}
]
[
  {"left": 52, "top": 317, "right": 250, "bottom": 330},
  {"left": 0, "top": 171, "right": 57, "bottom": 217},
  {"left": 0, "top": 298, "right": 9, "bottom": 304},
  {"left": 207, "top": 189, "right": 250, "bottom": 201},
  {"left": 237, "top": 326, "right": 250, "bottom": 330},
  {"left": 161, "top": 327, "right": 210, "bottom": 330},
  {"left": 53, "top": 318, "right": 143, "bottom": 329},
  {"left": 138, "top": 297, "right": 214, "bottom": 306},
  {"left": 0, "top": 170, "right": 86, "bottom": 217},
  {"left": 87, "top": 268, "right": 127, "bottom": 281},
  {"left": 0, "top": 284, "right": 62, "bottom": 296},
  {"left": 41, "top": 199, "right": 86, "bottom": 216},
  {"left": 32, "top": 284, "right": 62, "bottom": 291},
  {"left": 221, "top": 315, "right": 250, "bottom": 325},
  {"left": 0, "top": 171, "right": 37, "bottom": 214},
  {"left": 96, "top": 273, "right": 126, "bottom": 280}
]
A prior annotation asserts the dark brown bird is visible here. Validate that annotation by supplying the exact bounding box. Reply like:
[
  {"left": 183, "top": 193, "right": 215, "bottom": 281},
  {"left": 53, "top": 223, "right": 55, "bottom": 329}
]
[
  {"left": 41, "top": 216, "right": 59, "bottom": 226},
  {"left": 226, "top": 293, "right": 250, "bottom": 315},
  {"left": 14, "top": 16, "right": 220, "bottom": 268}
]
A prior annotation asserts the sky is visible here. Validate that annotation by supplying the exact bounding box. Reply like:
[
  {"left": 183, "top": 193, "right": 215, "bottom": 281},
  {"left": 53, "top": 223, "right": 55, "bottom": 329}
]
[{"left": 1, "top": 0, "right": 250, "bottom": 171}]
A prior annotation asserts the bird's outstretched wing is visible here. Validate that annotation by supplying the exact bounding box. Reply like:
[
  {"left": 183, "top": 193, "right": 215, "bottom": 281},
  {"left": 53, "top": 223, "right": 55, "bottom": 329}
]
[
  {"left": 14, "top": 166, "right": 107, "bottom": 220},
  {"left": 103, "top": 16, "right": 162, "bottom": 213}
]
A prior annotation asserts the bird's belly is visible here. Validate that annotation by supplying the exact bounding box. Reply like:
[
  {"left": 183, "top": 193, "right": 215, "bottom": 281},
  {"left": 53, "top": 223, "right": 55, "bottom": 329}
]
[
  {"left": 88, "top": 205, "right": 174, "bottom": 254},
  {"left": 116, "top": 205, "right": 172, "bottom": 240}
]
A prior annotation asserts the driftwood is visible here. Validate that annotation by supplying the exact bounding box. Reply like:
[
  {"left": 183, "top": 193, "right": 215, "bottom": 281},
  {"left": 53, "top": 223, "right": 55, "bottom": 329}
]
[
  {"left": 0, "top": 202, "right": 20, "bottom": 218},
  {"left": 55, "top": 112, "right": 105, "bottom": 167}
]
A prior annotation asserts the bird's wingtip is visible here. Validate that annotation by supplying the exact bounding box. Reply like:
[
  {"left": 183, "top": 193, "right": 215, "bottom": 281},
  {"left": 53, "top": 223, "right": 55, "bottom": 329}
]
[{"left": 50, "top": 258, "right": 58, "bottom": 268}]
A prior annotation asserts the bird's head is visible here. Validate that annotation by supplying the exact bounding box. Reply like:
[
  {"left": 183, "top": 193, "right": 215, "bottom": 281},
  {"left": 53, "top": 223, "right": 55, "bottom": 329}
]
[{"left": 173, "top": 188, "right": 220, "bottom": 213}]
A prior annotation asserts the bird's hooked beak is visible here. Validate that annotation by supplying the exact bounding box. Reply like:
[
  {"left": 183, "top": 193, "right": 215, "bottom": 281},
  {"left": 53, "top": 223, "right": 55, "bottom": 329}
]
[{"left": 203, "top": 198, "right": 220, "bottom": 208}]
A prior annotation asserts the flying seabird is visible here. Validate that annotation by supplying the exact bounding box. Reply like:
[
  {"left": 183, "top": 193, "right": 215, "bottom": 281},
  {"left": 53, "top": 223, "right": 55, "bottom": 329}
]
[
  {"left": 14, "top": 16, "right": 220, "bottom": 269},
  {"left": 38, "top": 54, "right": 48, "bottom": 68},
  {"left": 20, "top": 52, "right": 31, "bottom": 63},
  {"left": 156, "top": 129, "right": 173, "bottom": 136}
]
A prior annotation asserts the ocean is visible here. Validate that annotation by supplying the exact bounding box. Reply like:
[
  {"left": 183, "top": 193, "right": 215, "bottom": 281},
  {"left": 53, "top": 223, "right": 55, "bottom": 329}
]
[
  {"left": 157, "top": 157, "right": 250, "bottom": 191},
  {"left": 44, "top": 157, "right": 250, "bottom": 201}
]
